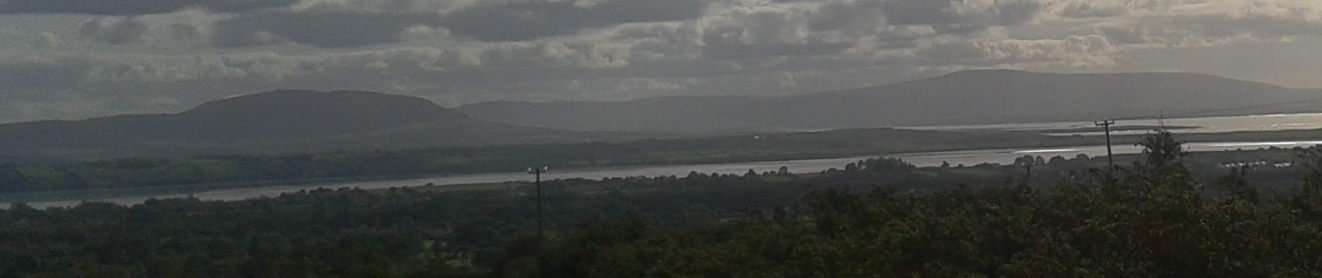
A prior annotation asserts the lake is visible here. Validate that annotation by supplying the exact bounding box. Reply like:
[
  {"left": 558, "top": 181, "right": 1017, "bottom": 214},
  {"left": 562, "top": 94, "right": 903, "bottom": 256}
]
[
  {"left": 5, "top": 113, "right": 1322, "bottom": 209},
  {"left": 7, "top": 140, "right": 1321, "bottom": 209},
  {"left": 901, "top": 113, "right": 1322, "bottom": 136}
]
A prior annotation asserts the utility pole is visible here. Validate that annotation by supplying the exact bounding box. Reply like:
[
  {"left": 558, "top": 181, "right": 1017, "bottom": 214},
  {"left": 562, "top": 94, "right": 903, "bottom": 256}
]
[
  {"left": 1095, "top": 119, "right": 1115, "bottom": 167},
  {"left": 1158, "top": 111, "right": 1166, "bottom": 131},
  {"left": 1023, "top": 164, "right": 1032, "bottom": 182},
  {"left": 527, "top": 167, "right": 548, "bottom": 238}
]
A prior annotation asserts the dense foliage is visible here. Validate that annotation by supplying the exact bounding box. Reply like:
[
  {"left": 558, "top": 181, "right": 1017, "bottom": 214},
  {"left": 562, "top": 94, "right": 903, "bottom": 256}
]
[
  {"left": 519, "top": 152, "right": 1322, "bottom": 277},
  {"left": 4, "top": 131, "right": 1322, "bottom": 277}
]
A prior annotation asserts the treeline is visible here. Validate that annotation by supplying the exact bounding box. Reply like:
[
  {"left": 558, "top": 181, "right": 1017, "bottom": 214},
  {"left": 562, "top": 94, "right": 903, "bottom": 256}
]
[
  {"left": 0, "top": 164, "right": 828, "bottom": 277},
  {"left": 0, "top": 128, "right": 1090, "bottom": 193},
  {"left": 0, "top": 141, "right": 1077, "bottom": 277},
  {"left": 3, "top": 132, "right": 1320, "bottom": 276},
  {"left": 1, "top": 188, "right": 485, "bottom": 278},
  {"left": 503, "top": 132, "right": 1322, "bottom": 277}
]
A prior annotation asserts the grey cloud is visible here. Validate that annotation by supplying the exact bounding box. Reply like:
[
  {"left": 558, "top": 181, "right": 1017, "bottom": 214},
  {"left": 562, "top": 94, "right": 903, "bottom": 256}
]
[
  {"left": 8, "top": 0, "right": 1322, "bottom": 125},
  {"left": 880, "top": 0, "right": 960, "bottom": 26},
  {"left": 442, "top": 0, "right": 710, "bottom": 41},
  {"left": 213, "top": 11, "right": 445, "bottom": 48},
  {"left": 1097, "top": 25, "right": 1149, "bottom": 45},
  {"left": 701, "top": 27, "right": 854, "bottom": 60},
  {"left": 992, "top": 0, "right": 1041, "bottom": 25},
  {"left": 689, "top": 4, "right": 855, "bottom": 60},
  {"left": 809, "top": 0, "right": 888, "bottom": 33},
  {"left": 1178, "top": 14, "right": 1322, "bottom": 39},
  {"left": 687, "top": 0, "right": 1042, "bottom": 60},
  {"left": 0, "top": 0, "right": 299, "bottom": 15},
  {"left": 590, "top": 0, "right": 711, "bottom": 24},
  {"left": 702, "top": 40, "right": 853, "bottom": 60},
  {"left": 0, "top": 59, "right": 89, "bottom": 98},
  {"left": 1057, "top": 2, "right": 1125, "bottom": 18},
  {"left": 1091, "top": 3, "right": 1322, "bottom": 48},
  {"left": 591, "top": 0, "right": 1041, "bottom": 61},
  {"left": 207, "top": 0, "right": 711, "bottom": 48},
  {"left": 215, "top": 0, "right": 1041, "bottom": 51},
  {"left": 439, "top": 3, "right": 587, "bottom": 42},
  {"left": 805, "top": 0, "right": 958, "bottom": 50},
  {"left": 30, "top": 32, "right": 61, "bottom": 48},
  {"left": 911, "top": 35, "right": 1116, "bottom": 69},
  {"left": 869, "top": 26, "right": 934, "bottom": 49},
  {"left": 914, "top": 40, "right": 989, "bottom": 63},
  {"left": 882, "top": 0, "right": 1041, "bottom": 32},
  {"left": 166, "top": 22, "right": 206, "bottom": 44},
  {"left": 79, "top": 17, "right": 148, "bottom": 44}
]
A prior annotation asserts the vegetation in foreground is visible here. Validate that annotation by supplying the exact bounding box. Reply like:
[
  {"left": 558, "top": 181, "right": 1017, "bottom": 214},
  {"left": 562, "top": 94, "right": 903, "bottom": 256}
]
[
  {"left": 4, "top": 131, "right": 1322, "bottom": 277},
  {"left": 515, "top": 132, "right": 1322, "bottom": 277}
]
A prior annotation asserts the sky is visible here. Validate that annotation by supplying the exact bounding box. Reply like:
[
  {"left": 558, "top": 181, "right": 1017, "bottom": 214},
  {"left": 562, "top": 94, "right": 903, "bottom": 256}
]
[{"left": 1, "top": 0, "right": 1321, "bottom": 124}]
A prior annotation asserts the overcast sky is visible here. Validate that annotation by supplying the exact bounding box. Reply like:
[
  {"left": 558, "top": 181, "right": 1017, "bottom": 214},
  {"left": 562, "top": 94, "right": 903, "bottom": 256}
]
[{"left": 2, "top": 0, "right": 1320, "bottom": 123}]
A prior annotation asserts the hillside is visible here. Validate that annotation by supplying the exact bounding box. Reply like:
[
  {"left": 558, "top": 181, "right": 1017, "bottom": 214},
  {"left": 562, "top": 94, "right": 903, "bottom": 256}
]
[
  {"left": 0, "top": 90, "right": 641, "bottom": 162},
  {"left": 455, "top": 70, "right": 1322, "bottom": 133}
]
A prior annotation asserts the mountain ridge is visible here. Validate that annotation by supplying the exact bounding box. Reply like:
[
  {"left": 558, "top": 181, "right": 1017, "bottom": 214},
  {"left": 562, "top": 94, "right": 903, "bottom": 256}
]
[
  {"left": 0, "top": 90, "right": 643, "bottom": 162},
  {"left": 6, "top": 70, "right": 1320, "bottom": 161},
  {"left": 455, "top": 70, "right": 1322, "bottom": 133}
]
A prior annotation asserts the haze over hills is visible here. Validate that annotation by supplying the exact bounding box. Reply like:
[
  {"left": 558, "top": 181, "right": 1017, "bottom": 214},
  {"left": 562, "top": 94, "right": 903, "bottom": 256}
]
[
  {"left": 0, "top": 90, "right": 643, "bottom": 162},
  {"left": 6, "top": 70, "right": 1321, "bottom": 162},
  {"left": 456, "top": 70, "right": 1322, "bottom": 133}
]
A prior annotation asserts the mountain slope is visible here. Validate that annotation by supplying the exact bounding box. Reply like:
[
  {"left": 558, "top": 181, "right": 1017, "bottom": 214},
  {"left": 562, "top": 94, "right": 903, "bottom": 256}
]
[
  {"left": 456, "top": 70, "right": 1322, "bottom": 133},
  {"left": 175, "top": 90, "right": 467, "bottom": 142},
  {"left": 0, "top": 90, "right": 640, "bottom": 161}
]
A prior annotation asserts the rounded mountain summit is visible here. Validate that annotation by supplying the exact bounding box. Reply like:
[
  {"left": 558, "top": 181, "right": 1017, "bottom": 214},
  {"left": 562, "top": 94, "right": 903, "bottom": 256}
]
[
  {"left": 0, "top": 90, "right": 635, "bottom": 161},
  {"left": 178, "top": 90, "right": 467, "bottom": 140}
]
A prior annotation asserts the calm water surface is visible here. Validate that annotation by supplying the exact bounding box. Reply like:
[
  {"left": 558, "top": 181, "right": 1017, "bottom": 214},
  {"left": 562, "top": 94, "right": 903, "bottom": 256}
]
[
  {"left": 902, "top": 113, "right": 1322, "bottom": 136},
  {"left": 6, "top": 114, "right": 1322, "bottom": 209}
]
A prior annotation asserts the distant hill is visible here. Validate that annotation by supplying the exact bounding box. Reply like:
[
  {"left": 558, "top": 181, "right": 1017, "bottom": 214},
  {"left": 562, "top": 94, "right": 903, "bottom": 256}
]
[
  {"left": 455, "top": 70, "right": 1322, "bottom": 133},
  {"left": 0, "top": 90, "right": 643, "bottom": 162}
]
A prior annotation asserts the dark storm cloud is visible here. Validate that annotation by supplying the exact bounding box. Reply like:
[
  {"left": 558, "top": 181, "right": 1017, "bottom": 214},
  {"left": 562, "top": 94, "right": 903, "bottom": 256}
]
[
  {"left": 0, "top": 0, "right": 299, "bottom": 15},
  {"left": 443, "top": 0, "right": 710, "bottom": 41},
  {"left": 79, "top": 17, "right": 148, "bottom": 44},
  {"left": 213, "top": 11, "right": 445, "bottom": 48}
]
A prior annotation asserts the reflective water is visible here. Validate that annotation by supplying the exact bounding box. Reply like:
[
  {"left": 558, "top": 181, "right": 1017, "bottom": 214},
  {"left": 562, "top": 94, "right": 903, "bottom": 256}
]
[
  {"left": 892, "top": 141, "right": 1322, "bottom": 167},
  {"left": 3, "top": 157, "right": 880, "bottom": 209},
  {"left": 5, "top": 113, "right": 1322, "bottom": 209},
  {"left": 7, "top": 140, "right": 1320, "bottom": 209},
  {"left": 902, "top": 113, "right": 1322, "bottom": 136}
]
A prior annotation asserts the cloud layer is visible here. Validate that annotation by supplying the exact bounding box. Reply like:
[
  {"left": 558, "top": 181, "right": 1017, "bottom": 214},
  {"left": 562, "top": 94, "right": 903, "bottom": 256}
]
[
  {"left": 0, "top": 0, "right": 1320, "bottom": 123},
  {"left": 0, "top": 0, "right": 299, "bottom": 15}
]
